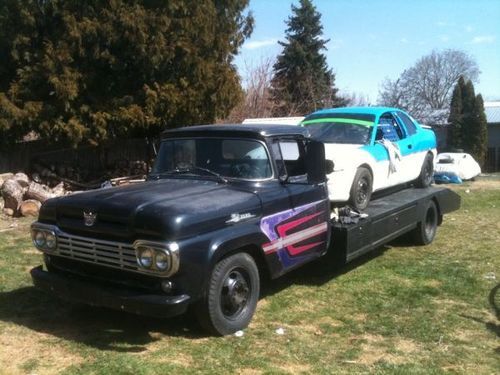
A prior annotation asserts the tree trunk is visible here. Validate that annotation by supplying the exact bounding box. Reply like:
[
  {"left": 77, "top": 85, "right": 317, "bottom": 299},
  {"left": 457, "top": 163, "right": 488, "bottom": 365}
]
[
  {"left": 20, "top": 199, "right": 42, "bottom": 217},
  {"left": 1, "top": 179, "right": 24, "bottom": 213},
  {"left": 25, "top": 182, "right": 54, "bottom": 203}
]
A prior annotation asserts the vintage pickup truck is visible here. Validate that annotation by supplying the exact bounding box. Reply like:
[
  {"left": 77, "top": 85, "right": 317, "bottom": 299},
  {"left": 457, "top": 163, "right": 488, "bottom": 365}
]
[{"left": 30, "top": 125, "right": 460, "bottom": 335}]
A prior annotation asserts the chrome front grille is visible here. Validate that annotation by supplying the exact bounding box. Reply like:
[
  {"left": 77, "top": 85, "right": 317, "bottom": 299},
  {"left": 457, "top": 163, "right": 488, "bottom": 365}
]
[{"left": 56, "top": 232, "right": 138, "bottom": 271}]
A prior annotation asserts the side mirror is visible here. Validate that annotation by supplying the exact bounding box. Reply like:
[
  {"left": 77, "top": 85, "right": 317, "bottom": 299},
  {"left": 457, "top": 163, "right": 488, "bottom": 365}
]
[
  {"left": 306, "top": 139, "right": 327, "bottom": 184},
  {"left": 325, "top": 159, "right": 334, "bottom": 174}
]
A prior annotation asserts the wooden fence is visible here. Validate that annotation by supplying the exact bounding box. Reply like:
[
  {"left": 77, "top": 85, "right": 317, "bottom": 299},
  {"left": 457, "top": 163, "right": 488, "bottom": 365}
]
[{"left": 0, "top": 138, "right": 156, "bottom": 180}]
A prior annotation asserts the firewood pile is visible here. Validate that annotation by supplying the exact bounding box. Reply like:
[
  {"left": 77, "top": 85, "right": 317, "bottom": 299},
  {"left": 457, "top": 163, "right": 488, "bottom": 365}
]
[
  {"left": 0, "top": 159, "right": 149, "bottom": 218},
  {"left": 0, "top": 172, "right": 67, "bottom": 218}
]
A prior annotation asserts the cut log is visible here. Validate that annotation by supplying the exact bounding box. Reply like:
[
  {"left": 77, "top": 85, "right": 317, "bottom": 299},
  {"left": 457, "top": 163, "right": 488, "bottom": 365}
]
[
  {"left": 2, "top": 208, "right": 14, "bottom": 216},
  {"left": 51, "top": 182, "right": 65, "bottom": 197},
  {"left": 0, "top": 197, "right": 4, "bottom": 211},
  {"left": 25, "top": 182, "right": 54, "bottom": 203},
  {"left": 1, "top": 179, "right": 24, "bottom": 212},
  {"left": 14, "top": 172, "right": 30, "bottom": 188},
  {"left": 0, "top": 173, "right": 14, "bottom": 181},
  {"left": 20, "top": 199, "right": 42, "bottom": 217}
]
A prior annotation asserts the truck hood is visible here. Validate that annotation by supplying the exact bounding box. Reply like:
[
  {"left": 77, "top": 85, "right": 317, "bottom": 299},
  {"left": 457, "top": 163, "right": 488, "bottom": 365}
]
[{"left": 42, "top": 178, "right": 262, "bottom": 241}]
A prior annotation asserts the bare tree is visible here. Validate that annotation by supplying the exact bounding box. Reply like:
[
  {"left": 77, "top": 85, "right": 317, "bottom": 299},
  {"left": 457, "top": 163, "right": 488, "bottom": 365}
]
[
  {"left": 378, "top": 49, "right": 480, "bottom": 123},
  {"left": 342, "top": 91, "right": 371, "bottom": 107},
  {"left": 223, "top": 57, "right": 276, "bottom": 123}
]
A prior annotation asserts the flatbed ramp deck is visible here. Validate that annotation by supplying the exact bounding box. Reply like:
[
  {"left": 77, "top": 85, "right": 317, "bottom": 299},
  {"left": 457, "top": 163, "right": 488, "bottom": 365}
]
[{"left": 330, "top": 187, "right": 461, "bottom": 262}]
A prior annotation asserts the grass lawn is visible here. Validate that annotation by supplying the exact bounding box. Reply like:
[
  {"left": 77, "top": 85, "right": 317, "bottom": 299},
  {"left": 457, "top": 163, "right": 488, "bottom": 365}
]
[{"left": 0, "top": 181, "right": 498, "bottom": 374}]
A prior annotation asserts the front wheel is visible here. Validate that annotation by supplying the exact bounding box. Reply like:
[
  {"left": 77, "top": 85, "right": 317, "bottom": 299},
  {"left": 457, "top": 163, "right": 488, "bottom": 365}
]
[
  {"left": 349, "top": 167, "right": 373, "bottom": 211},
  {"left": 196, "top": 253, "right": 259, "bottom": 336}
]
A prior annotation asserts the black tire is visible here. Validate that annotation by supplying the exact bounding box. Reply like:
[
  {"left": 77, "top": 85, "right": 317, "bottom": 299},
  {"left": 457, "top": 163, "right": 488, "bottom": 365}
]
[
  {"left": 416, "top": 153, "right": 434, "bottom": 188},
  {"left": 412, "top": 200, "right": 438, "bottom": 245},
  {"left": 348, "top": 167, "right": 373, "bottom": 211},
  {"left": 196, "top": 253, "right": 259, "bottom": 336}
]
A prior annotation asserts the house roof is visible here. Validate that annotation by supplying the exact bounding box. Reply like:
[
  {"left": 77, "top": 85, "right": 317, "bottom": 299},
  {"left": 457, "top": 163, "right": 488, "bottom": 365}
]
[{"left": 484, "top": 101, "right": 500, "bottom": 124}]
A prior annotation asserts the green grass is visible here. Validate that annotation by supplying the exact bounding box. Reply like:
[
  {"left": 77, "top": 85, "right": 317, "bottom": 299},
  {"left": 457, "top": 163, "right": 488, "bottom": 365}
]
[{"left": 0, "top": 181, "right": 499, "bottom": 374}]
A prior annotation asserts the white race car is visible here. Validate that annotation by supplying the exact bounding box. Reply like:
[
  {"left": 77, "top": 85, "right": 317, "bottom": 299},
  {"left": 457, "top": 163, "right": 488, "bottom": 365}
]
[
  {"left": 301, "top": 107, "right": 437, "bottom": 210},
  {"left": 434, "top": 153, "right": 481, "bottom": 182}
]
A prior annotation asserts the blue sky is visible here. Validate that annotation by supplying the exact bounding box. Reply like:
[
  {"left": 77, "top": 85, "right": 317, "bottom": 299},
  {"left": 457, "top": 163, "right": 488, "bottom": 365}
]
[{"left": 235, "top": 0, "right": 500, "bottom": 103}]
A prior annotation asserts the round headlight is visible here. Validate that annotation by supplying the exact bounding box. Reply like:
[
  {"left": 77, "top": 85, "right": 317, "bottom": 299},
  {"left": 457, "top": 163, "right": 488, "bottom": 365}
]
[
  {"left": 138, "top": 248, "right": 154, "bottom": 268},
  {"left": 45, "top": 233, "right": 57, "bottom": 249},
  {"left": 155, "top": 251, "right": 169, "bottom": 271},
  {"left": 35, "top": 231, "right": 46, "bottom": 248}
]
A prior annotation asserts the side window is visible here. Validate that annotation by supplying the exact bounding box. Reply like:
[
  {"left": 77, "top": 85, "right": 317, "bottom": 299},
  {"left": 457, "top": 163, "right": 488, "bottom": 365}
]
[
  {"left": 397, "top": 111, "right": 417, "bottom": 136},
  {"left": 378, "top": 113, "right": 406, "bottom": 141},
  {"left": 271, "top": 138, "right": 307, "bottom": 179}
]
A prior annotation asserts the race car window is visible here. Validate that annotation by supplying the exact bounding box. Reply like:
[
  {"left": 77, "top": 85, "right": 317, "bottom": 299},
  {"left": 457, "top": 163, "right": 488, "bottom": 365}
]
[
  {"left": 301, "top": 114, "right": 374, "bottom": 144},
  {"left": 378, "top": 113, "right": 406, "bottom": 140},
  {"left": 396, "top": 111, "right": 417, "bottom": 136}
]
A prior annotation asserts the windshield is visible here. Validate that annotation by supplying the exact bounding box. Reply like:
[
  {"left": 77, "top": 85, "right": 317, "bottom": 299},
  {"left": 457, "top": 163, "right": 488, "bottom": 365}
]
[
  {"left": 302, "top": 113, "right": 375, "bottom": 144},
  {"left": 151, "top": 138, "right": 273, "bottom": 180}
]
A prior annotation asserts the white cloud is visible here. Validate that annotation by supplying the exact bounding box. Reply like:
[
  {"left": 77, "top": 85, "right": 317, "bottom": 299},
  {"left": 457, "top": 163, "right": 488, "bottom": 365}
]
[
  {"left": 465, "top": 25, "right": 474, "bottom": 33},
  {"left": 400, "top": 37, "right": 409, "bottom": 44},
  {"left": 471, "top": 35, "right": 495, "bottom": 44},
  {"left": 243, "top": 38, "right": 278, "bottom": 50}
]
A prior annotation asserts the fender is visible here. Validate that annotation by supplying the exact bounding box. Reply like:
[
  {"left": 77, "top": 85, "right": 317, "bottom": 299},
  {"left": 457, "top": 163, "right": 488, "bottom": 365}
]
[{"left": 207, "top": 222, "right": 272, "bottom": 275}]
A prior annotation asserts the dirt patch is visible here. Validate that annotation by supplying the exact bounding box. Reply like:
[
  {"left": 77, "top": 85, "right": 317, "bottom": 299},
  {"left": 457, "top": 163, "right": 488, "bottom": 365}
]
[
  {"left": 155, "top": 352, "right": 194, "bottom": 367},
  {"left": 237, "top": 368, "right": 263, "bottom": 375},
  {"left": 277, "top": 363, "right": 311, "bottom": 374},
  {"left": 423, "top": 279, "right": 442, "bottom": 288},
  {"left": 394, "top": 338, "right": 419, "bottom": 353},
  {"left": 350, "top": 334, "right": 419, "bottom": 366},
  {"left": 0, "top": 328, "right": 83, "bottom": 374}
]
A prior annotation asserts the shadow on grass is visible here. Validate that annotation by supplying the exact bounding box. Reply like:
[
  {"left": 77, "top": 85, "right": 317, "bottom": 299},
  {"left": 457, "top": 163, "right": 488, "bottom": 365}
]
[
  {"left": 0, "top": 286, "right": 204, "bottom": 352},
  {"left": 459, "top": 283, "right": 499, "bottom": 356},
  {"left": 261, "top": 244, "right": 391, "bottom": 299},
  {"left": 0, "top": 244, "right": 393, "bottom": 349}
]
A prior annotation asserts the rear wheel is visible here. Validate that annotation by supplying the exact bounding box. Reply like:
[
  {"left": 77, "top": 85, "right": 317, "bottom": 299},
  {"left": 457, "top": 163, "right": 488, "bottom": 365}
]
[
  {"left": 349, "top": 167, "right": 373, "bottom": 211},
  {"left": 416, "top": 153, "right": 434, "bottom": 188},
  {"left": 412, "top": 200, "right": 438, "bottom": 245},
  {"left": 196, "top": 253, "right": 259, "bottom": 336}
]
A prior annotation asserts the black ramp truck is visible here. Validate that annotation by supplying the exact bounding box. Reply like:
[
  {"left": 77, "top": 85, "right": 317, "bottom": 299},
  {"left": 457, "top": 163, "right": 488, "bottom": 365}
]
[{"left": 30, "top": 125, "right": 461, "bottom": 335}]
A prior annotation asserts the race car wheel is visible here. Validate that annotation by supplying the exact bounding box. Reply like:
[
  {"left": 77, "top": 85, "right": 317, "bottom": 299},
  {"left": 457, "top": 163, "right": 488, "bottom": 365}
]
[
  {"left": 196, "top": 253, "right": 259, "bottom": 336},
  {"left": 349, "top": 167, "right": 373, "bottom": 211},
  {"left": 416, "top": 153, "right": 433, "bottom": 188}
]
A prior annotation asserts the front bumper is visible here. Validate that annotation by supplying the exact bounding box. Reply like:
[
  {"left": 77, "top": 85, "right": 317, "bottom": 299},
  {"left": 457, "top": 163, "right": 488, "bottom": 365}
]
[{"left": 30, "top": 265, "right": 191, "bottom": 318}]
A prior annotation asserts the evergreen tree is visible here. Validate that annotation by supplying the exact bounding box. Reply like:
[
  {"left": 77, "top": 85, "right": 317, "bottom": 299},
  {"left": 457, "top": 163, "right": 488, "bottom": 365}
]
[
  {"left": 270, "top": 0, "right": 343, "bottom": 116},
  {"left": 447, "top": 77, "right": 488, "bottom": 165},
  {"left": 0, "top": 0, "right": 253, "bottom": 147},
  {"left": 448, "top": 77, "right": 464, "bottom": 149},
  {"left": 467, "top": 94, "right": 488, "bottom": 166}
]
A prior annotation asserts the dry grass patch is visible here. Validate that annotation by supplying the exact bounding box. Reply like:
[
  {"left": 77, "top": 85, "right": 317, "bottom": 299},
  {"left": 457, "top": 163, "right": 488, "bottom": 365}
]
[{"left": 0, "top": 328, "right": 83, "bottom": 374}]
